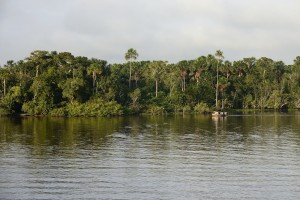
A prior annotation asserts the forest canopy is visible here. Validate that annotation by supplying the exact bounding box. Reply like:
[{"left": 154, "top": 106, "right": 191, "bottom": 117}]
[{"left": 0, "top": 49, "right": 299, "bottom": 116}]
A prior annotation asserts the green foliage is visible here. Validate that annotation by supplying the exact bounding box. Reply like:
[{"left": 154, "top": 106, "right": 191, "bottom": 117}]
[
  {"left": 145, "top": 105, "right": 165, "bottom": 115},
  {"left": 125, "top": 48, "right": 139, "bottom": 89},
  {"left": 22, "top": 99, "right": 51, "bottom": 115},
  {"left": 1, "top": 50, "right": 300, "bottom": 116},
  {"left": 0, "top": 86, "right": 22, "bottom": 114},
  {"left": 87, "top": 59, "right": 106, "bottom": 95},
  {"left": 194, "top": 102, "right": 210, "bottom": 113},
  {"left": 0, "top": 108, "right": 10, "bottom": 116},
  {"left": 182, "top": 105, "right": 191, "bottom": 113},
  {"left": 59, "top": 78, "right": 84, "bottom": 103},
  {"left": 49, "top": 107, "right": 67, "bottom": 117},
  {"left": 66, "top": 99, "right": 123, "bottom": 117},
  {"left": 174, "top": 105, "right": 192, "bottom": 113},
  {"left": 129, "top": 88, "right": 141, "bottom": 112},
  {"left": 22, "top": 101, "right": 36, "bottom": 115},
  {"left": 266, "top": 90, "right": 281, "bottom": 109}
]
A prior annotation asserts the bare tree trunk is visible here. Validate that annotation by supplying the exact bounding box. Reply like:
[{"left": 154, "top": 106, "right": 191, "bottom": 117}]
[
  {"left": 36, "top": 65, "right": 39, "bottom": 77},
  {"left": 216, "top": 63, "right": 219, "bottom": 109},
  {"left": 3, "top": 79, "right": 6, "bottom": 96},
  {"left": 221, "top": 91, "right": 225, "bottom": 110},
  {"left": 184, "top": 77, "right": 186, "bottom": 91},
  {"left": 92, "top": 72, "right": 96, "bottom": 95},
  {"left": 181, "top": 77, "right": 186, "bottom": 92},
  {"left": 156, "top": 80, "right": 158, "bottom": 97},
  {"left": 129, "top": 62, "right": 132, "bottom": 89},
  {"left": 96, "top": 81, "right": 98, "bottom": 94}
]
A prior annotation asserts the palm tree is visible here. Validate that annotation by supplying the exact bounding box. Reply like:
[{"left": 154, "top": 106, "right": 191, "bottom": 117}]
[
  {"left": 163, "top": 64, "right": 179, "bottom": 96},
  {"left": 132, "top": 61, "right": 145, "bottom": 87},
  {"left": 177, "top": 60, "right": 191, "bottom": 92},
  {"left": 221, "top": 60, "right": 232, "bottom": 80},
  {"left": 125, "top": 48, "right": 139, "bottom": 89},
  {"left": 0, "top": 68, "right": 9, "bottom": 97},
  {"left": 243, "top": 57, "right": 256, "bottom": 70},
  {"left": 87, "top": 62, "right": 104, "bottom": 95},
  {"left": 56, "top": 52, "right": 76, "bottom": 78},
  {"left": 26, "top": 50, "right": 52, "bottom": 77},
  {"left": 87, "top": 59, "right": 107, "bottom": 94},
  {"left": 0, "top": 61, "right": 14, "bottom": 97},
  {"left": 147, "top": 61, "right": 166, "bottom": 97},
  {"left": 193, "top": 56, "right": 207, "bottom": 86},
  {"left": 215, "top": 50, "right": 224, "bottom": 109}
]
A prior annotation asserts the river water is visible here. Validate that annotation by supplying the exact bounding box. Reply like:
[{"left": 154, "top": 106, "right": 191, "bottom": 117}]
[{"left": 1, "top": 112, "right": 300, "bottom": 199}]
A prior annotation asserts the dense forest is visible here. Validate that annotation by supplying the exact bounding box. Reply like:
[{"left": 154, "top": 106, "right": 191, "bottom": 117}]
[{"left": 0, "top": 49, "right": 299, "bottom": 116}]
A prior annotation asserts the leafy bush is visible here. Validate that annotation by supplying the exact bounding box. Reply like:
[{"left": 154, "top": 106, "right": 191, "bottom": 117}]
[
  {"left": 0, "top": 86, "right": 23, "bottom": 114},
  {"left": 174, "top": 105, "right": 191, "bottom": 113},
  {"left": 22, "top": 100, "right": 51, "bottom": 115},
  {"left": 22, "top": 101, "right": 36, "bottom": 115},
  {"left": 49, "top": 107, "right": 67, "bottom": 117},
  {"left": 66, "top": 98, "right": 123, "bottom": 117},
  {"left": 194, "top": 102, "right": 210, "bottom": 113},
  {"left": 145, "top": 105, "right": 165, "bottom": 115},
  {"left": 0, "top": 108, "right": 10, "bottom": 116}
]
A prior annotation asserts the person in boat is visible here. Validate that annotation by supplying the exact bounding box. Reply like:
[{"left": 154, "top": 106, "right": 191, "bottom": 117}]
[{"left": 212, "top": 110, "right": 227, "bottom": 116}]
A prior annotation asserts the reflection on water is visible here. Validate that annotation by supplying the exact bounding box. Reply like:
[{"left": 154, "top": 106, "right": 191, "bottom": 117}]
[{"left": 1, "top": 112, "right": 300, "bottom": 199}]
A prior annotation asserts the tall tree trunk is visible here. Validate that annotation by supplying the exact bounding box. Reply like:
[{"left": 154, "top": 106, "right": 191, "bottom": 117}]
[
  {"left": 96, "top": 81, "right": 98, "bottom": 94},
  {"left": 216, "top": 62, "right": 219, "bottom": 109},
  {"left": 129, "top": 62, "right": 132, "bottom": 89},
  {"left": 92, "top": 72, "right": 96, "bottom": 95},
  {"left": 182, "top": 76, "right": 186, "bottom": 92},
  {"left": 221, "top": 91, "right": 225, "bottom": 110},
  {"left": 183, "top": 77, "right": 186, "bottom": 91},
  {"left": 36, "top": 65, "right": 39, "bottom": 77},
  {"left": 3, "top": 79, "right": 6, "bottom": 96},
  {"left": 155, "top": 79, "right": 158, "bottom": 97}
]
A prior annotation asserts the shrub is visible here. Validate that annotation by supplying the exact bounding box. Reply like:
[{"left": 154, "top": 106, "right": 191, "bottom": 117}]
[
  {"left": 182, "top": 105, "right": 191, "bottom": 113},
  {"left": 0, "top": 108, "right": 10, "bottom": 116},
  {"left": 66, "top": 99, "right": 123, "bottom": 117},
  {"left": 145, "top": 105, "right": 165, "bottom": 115},
  {"left": 22, "top": 100, "right": 51, "bottom": 115},
  {"left": 194, "top": 102, "right": 210, "bottom": 113},
  {"left": 21, "top": 101, "right": 36, "bottom": 115},
  {"left": 49, "top": 107, "right": 67, "bottom": 117}
]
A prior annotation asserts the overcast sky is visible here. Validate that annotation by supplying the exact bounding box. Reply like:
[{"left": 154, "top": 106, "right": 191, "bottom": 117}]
[{"left": 1, "top": 0, "right": 300, "bottom": 65}]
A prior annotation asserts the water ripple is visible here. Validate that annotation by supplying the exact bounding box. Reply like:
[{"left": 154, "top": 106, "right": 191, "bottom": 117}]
[{"left": 1, "top": 114, "right": 300, "bottom": 199}]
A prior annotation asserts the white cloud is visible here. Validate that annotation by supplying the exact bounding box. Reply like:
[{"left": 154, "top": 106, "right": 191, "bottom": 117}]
[{"left": 1, "top": 0, "right": 300, "bottom": 65}]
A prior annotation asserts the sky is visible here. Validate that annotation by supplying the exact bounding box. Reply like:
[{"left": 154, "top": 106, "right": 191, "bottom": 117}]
[{"left": 1, "top": 0, "right": 300, "bottom": 65}]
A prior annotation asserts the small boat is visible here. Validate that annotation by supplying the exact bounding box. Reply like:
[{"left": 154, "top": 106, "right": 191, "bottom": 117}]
[{"left": 212, "top": 111, "right": 227, "bottom": 117}]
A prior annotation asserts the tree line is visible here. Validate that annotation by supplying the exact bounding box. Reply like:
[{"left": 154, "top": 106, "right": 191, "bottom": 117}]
[{"left": 0, "top": 49, "right": 299, "bottom": 116}]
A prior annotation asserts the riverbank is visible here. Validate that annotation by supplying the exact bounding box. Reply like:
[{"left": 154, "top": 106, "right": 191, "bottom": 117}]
[{"left": 1, "top": 107, "right": 298, "bottom": 118}]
